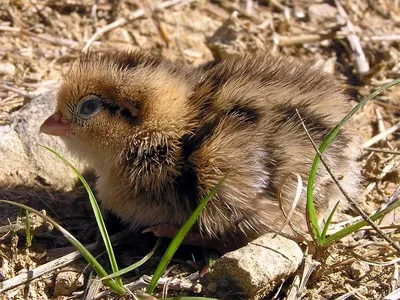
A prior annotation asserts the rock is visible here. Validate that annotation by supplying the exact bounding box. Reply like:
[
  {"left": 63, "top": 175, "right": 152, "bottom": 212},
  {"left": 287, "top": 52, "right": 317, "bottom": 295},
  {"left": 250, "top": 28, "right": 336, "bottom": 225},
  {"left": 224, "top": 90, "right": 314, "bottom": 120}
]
[
  {"left": 54, "top": 270, "right": 85, "bottom": 296},
  {"left": 349, "top": 261, "right": 370, "bottom": 279},
  {"left": 108, "top": 27, "right": 132, "bottom": 44},
  {"left": 207, "top": 233, "right": 303, "bottom": 300},
  {"left": 308, "top": 4, "right": 338, "bottom": 23},
  {"left": 0, "top": 63, "right": 16, "bottom": 76},
  {"left": 0, "top": 90, "right": 87, "bottom": 191}
]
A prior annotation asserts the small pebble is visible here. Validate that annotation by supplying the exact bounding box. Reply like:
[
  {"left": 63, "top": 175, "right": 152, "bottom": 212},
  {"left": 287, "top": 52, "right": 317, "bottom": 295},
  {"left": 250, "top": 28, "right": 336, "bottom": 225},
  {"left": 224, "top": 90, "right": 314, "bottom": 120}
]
[
  {"left": 0, "top": 63, "right": 16, "bottom": 76},
  {"left": 54, "top": 270, "right": 85, "bottom": 296}
]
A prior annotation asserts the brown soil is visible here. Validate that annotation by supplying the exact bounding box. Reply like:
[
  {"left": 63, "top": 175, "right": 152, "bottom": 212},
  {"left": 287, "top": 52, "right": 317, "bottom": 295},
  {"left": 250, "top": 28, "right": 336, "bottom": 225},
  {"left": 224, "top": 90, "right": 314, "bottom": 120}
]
[{"left": 1, "top": 0, "right": 400, "bottom": 299}]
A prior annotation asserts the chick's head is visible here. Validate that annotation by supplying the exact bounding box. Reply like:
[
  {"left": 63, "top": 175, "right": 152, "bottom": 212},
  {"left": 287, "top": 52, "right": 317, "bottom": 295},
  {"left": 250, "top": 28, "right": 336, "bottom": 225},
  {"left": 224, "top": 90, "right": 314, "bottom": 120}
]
[{"left": 40, "top": 51, "right": 194, "bottom": 170}]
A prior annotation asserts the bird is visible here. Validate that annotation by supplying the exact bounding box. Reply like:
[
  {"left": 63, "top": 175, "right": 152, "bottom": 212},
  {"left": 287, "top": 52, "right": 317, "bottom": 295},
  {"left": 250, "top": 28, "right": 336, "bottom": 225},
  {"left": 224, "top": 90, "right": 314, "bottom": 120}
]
[{"left": 40, "top": 49, "right": 361, "bottom": 252}]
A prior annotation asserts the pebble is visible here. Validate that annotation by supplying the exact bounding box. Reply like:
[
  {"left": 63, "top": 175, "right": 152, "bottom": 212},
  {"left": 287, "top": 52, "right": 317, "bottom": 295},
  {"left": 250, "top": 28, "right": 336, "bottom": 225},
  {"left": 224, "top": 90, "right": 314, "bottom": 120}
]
[
  {"left": 0, "top": 63, "right": 16, "bottom": 76},
  {"left": 207, "top": 233, "right": 303, "bottom": 300},
  {"left": 0, "top": 91, "right": 88, "bottom": 191},
  {"left": 54, "top": 270, "right": 85, "bottom": 296}
]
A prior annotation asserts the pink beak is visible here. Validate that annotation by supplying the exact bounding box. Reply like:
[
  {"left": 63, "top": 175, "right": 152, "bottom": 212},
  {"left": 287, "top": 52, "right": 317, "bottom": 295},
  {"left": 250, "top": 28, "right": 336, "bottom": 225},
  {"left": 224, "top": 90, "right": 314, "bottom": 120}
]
[{"left": 40, "top": 111, "right": 72, "bottom": 136}]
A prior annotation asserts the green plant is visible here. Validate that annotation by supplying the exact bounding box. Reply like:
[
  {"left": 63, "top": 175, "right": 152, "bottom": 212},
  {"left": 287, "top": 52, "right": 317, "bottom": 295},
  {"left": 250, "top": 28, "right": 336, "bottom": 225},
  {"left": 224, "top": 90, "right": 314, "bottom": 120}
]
[
  {"left": 146, "top": 176, "right": 226, "bottom": 295},
  {"left": 0, "top": 199, "right": 126, "bottom": 295},
  {"left": 306, "top": 77, "right": 400, "bottom": 246},
  {"left": 2, "top": 148, "right": 223, "bottom": 299}
]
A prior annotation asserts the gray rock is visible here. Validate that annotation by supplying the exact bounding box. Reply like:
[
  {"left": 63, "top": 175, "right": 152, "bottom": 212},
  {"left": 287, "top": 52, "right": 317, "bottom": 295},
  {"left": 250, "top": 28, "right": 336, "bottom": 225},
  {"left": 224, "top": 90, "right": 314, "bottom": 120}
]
[
  {"left": 0, "top": 90, "right": 87, "bottom": 191},
  {"left": 208, "top": 233, "right": 303, "bottom": 300},
  {"left": 308, "top": 4, "right": 338, "bottom": 23}
]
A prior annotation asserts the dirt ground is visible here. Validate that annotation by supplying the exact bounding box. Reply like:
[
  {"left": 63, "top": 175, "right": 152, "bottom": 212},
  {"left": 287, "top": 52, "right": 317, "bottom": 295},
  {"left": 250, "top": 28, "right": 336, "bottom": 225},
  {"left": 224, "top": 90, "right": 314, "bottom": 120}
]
[{"left": 1, "top": 0, "right": 400, "bottom": 299}]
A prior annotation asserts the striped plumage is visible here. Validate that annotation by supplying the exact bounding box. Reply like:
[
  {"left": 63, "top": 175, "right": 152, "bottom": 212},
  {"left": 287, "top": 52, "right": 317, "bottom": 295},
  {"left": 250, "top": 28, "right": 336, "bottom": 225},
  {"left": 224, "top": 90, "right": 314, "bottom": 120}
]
[{"left": 40, "top": 50, "right": 361, "bottom": 251}]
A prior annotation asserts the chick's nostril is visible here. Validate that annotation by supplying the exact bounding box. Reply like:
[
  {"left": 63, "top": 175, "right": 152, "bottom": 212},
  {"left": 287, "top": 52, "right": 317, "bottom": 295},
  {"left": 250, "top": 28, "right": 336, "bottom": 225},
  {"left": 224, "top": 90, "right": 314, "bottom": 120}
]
[{"left": 39, "top": 111, "right": 71, "bottom": 137}]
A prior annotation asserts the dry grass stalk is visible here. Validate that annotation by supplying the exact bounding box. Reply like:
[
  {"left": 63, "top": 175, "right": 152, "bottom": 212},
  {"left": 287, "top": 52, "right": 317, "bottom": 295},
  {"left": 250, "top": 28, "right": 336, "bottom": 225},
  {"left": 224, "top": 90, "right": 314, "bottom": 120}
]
[
  {"left": 363, "top": 123, "right": 400, "bottom": 148},
  {"left": 364, "top": 148, "right": 400, "bottom": 155},
  {"left": 82, "top": 0, "right": 197, "bottom": 52},
  {"left": 335, "top": 0, "right": 370, "bottom": 75},
  {"left": 0, "top": 243, "right": 97, "bottom": 293}
]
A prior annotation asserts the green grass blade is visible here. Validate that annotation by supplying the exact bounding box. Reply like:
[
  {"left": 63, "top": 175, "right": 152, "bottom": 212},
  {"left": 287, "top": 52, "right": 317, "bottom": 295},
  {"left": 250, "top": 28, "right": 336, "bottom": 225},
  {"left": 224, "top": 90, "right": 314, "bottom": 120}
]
[
  {"left": 146, "top": 175, "right": 226, "bottom": 295},
  {"left": 307, "top": 77, "right": 400, "bottom": 244},
  {"left": 323, "top": 197, "right": 400, "bottom": 245},
  {"left": 320, "top": 201, "right": 340, "bottom": 241},
  {"left": 42, "top": 146, "right": 122, "bottom": 286},
  {"left": 0, "top": 200, "right": 125, "bottom": 295},
  {"left": 102, "top": 238, "right": 161, "bottom": 280}
]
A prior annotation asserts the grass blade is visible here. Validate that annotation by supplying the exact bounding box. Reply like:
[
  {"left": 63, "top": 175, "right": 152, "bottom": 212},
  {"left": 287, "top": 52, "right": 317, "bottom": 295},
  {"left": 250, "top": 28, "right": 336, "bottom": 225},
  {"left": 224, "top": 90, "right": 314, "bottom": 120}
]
[
  {"left": 146, "top": 176, "right": 226, "bottom": 295},
  {"left": 323, "top": 196, "right": 400, "bottom": 245},
  {"left": 306, "top": 77, "right": 400, "bottom": 243},
  {"left": 0, "top": 199, "right": 125, "bottom": 295},
  {"left": 42, "top": 146, "right": 122, "bottom": 286},
  {"left": 320, "top": 201, "right": 340, "bottom": 241},
  {"left": 102, "top": 238, "right": 161, "bottom": 280}
]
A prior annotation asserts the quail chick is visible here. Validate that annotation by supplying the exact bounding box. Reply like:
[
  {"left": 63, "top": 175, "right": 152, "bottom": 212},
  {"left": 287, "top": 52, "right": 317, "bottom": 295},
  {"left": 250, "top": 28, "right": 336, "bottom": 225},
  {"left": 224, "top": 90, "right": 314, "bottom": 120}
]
[{"left": 40, "top": 50, "right": 361, "bottom": 251}]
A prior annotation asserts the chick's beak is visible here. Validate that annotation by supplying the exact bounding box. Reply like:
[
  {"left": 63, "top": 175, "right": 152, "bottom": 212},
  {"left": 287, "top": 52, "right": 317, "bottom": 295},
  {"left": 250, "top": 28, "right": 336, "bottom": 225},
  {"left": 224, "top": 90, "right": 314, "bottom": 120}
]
[{"left": 40, "top": 111, "right": 71, "bottom": 136}]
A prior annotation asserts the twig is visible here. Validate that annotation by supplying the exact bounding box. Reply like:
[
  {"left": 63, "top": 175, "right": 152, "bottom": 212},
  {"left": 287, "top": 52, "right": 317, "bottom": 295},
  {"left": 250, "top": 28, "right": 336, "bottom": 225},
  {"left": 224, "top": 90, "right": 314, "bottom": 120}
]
[
  {"left": 274, "top": 32, "right": 343, "bottom": 46},
  {"left": 335, "top": 0, "right": 370, "bottom": 75},
  {"left": 336, "top": 286, "right": 367, "bottom": 300},
  {"left": 362, "top": 123, "right": 400, "bottom": 148},
  {"left": 287, "top": 253, "right": 319, "bottom": 300},
  {"left": 0, "top": 243, "right": 97, "bottom": 293},
  {"left": 296, "top": 110, "right": 400, "bottom": 254},
  {"left": 351, "top": 250, "right": 400, "bottom": 267},
  {"left": 1, "top": 84, "right": 34, "bottom": 99},
  {"left": 363, "top": 147, "right": 400, "bottom": 155},
  {"left": 85, "top": 277, "right": 104, "bottom": 300},
  {"left": 0, "top": 26, "right": 20, "bottom": 32},
  {"left": 47, "top": 2, "right": 113, "bottom": 11},
  {"left": 20, "top": 29, "right": 79, "bottom": 48},
  {"left": 363, "top": 35, "right": 400, "bottom": 42},
  {"left": 329, "top": 188, "right": 400, "bottom": 232},
  {"left": 82, "top": 0, "right": 197, "bottom": 52},
  {"left": 0, "top": 26, "right": 79, "bottom": 48},
  {"left": 0, "top": 231, "right": 128, "bottom": 293},
  {"left": 376, "top": 109, "right": 386, "bottom": 143},
  {"left": 94, "top": 274, "right": 202, "bottom": 298},
  {"left": 204, "top": 2, "right": 230, "bottom": 20}
]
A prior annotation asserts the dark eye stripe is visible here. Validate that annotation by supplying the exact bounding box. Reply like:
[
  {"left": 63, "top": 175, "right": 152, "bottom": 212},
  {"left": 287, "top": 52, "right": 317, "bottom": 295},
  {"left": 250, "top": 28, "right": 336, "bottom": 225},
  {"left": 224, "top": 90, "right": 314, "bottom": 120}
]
[{"left": 102, "top": 102, "right": 138, "bottom": 125}]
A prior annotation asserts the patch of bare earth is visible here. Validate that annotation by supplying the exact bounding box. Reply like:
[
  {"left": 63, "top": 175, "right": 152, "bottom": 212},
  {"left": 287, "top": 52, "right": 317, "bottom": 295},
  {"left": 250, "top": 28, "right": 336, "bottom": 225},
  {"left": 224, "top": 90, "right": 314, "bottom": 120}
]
[{"left": 1, "top": 0, "right": 400, "bottom": 299}]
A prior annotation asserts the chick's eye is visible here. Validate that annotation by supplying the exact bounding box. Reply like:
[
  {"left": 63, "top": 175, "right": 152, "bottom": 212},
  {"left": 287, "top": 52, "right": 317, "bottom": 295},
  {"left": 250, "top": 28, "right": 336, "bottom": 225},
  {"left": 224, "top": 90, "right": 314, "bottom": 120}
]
[{"left": 78, "top": 96, "right": 102, "bottom": 119}]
